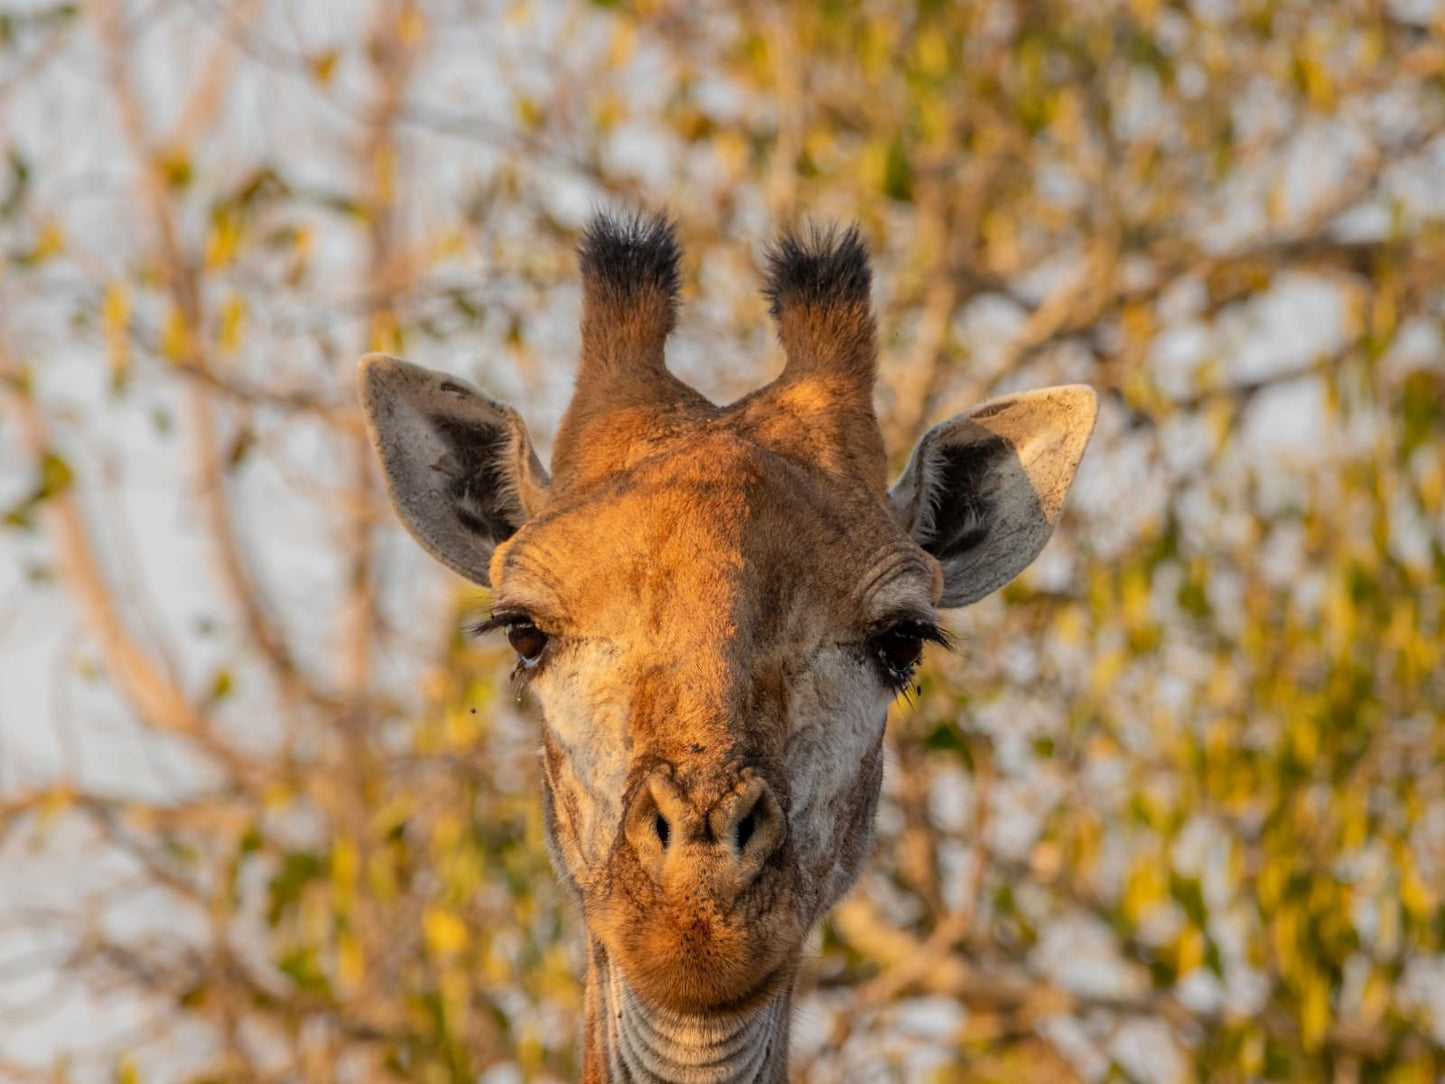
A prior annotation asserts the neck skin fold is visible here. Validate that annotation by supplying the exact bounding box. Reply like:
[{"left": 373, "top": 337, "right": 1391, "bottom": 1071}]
[{"left": 583, "top": 941, "right": 792, "bottom": 1084}]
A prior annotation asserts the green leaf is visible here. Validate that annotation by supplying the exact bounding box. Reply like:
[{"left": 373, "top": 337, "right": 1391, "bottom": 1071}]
[
  {"left": 3, "top": 450, "right": 73, "bottom": 529},
  {"left": 267, "top": 849, "right": 322, "bottom": 925},
  {"left": 882, "top": 138, "right": 913, "bottom": 202},
  {"left": 276, "top": 947, "right": 331, "bottom": 997},
  {"left": 208, "top": 669, "right": 234, "bottom": 701}
]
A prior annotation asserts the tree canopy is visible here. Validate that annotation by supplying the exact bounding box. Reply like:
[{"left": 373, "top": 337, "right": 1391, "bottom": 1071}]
[{"left": 0, "top": 1, "right": 1442, "bottom": 1080}]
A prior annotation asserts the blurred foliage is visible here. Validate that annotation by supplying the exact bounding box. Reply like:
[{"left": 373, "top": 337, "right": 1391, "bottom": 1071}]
[{"left": 0, "top": 0, "right": 1442, "bottom": 1081}]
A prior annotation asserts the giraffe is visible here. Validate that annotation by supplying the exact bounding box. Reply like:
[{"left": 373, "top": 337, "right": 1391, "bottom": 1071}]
[{"left": 358, "top": 211, "right": 1097, "bottom": 1082}]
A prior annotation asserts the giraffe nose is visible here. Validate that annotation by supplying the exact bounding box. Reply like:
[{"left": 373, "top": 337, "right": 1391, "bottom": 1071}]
[{"left": 623, "top": 767, "right": 785, "bottom": 903}]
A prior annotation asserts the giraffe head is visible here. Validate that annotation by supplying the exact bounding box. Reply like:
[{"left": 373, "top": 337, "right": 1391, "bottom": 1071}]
[{"left": 359, "top": 212, "right": 1095, "bottom": 1024}]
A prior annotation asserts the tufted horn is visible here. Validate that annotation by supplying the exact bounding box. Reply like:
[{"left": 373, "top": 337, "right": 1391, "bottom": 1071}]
[
  {"left": 551, "top": 210, "right": 713, "bottom": 489},
  {"left": 577, "top": 210, "right": 681, "bottom": 380},
  {"left": 733, "top": 224, "right": 888, "bottom": 491},
  {"left": 762, "top": 223, "right": 877, "bottom": 397}
]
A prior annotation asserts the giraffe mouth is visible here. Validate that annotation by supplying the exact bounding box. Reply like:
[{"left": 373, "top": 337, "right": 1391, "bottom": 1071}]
[
  {"left": 615, "top": 934, "right": 802, "bottom": 1016},
  {"left": 590, "top": 872, "right": 810, "bottom": 1015}
]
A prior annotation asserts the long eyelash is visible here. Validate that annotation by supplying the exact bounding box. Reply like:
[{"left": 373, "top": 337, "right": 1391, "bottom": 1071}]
[
  {"left": 895, "top": 680, "right": 924, "bottom": 707},
  {"left": 466, "top": 610, "right": 531, "bottom": 638},
  {"left": 912, "top": 621, "right": 955, "bottom": 652},
  {"left": 874, "top": 617, "right": 956, "bottom": 653}
]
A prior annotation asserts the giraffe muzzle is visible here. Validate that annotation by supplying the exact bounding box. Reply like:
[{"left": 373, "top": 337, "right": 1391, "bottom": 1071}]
[{"left": 623, "top": 765, "right": 786, "bottom": 907}]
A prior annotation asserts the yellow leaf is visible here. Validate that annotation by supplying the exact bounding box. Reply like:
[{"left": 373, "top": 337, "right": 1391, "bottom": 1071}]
[
  {"left": 1361, "top": 967, "right": 1390, "bottom": 1024},
  {"left": 1122, "top": 858, "right": 1166, "bottom": 923},
  {"left": 369, "top": 310, "right": 400, "bottom": 354},
  {"left": 157, "top": 149, "right": 192, "bottom": 189},
  {"left": 1053, "top": 603, "right": 1086, "bottom": 646},
  {"left": 518, "top": 1033, "right": 545, "bottom": 1072},
  {"left": 433, "top": 229, "right": 466, "bottom": 261},
  {"left": 1090, "top": 646, "right": 1126, "bottom": 697},
  {"left": 218, "top": 294, "right": 246, "bottom": 356},
  {"left": 161, "top": 306, "right": 194, "bottom": 365},
  {"left": 1418, "top": 459, "right": 1442, "bottom": 515},
  {"left": 423, "top": 907, "right": 468, "bottom": 957},
  {"left": 397, "top": 5, "right": 426, "bottom": 47},
  {"left": 373, "top": 145, "right": 396, "bottom": 205},
  {"left": 609, "top": 21, "right": 636, "bottom": 67},
  {"left": 1400, "top": 860, "right": 1433, "bottom": 920},
  {"left": 1266, "top": 177, "right": 1287, "bottom": 225},
  {"left": 103, "top": 282, "right": 129, "bottom": 333},
  {"left": 714, "top": 130, "right": 748, "bottom": 177},
  {"left": 430, "top": 812, "right": 462, "bottom": 853},
  {"left": 914, "top": 27, "right": 948, "bottom": 78},
  {"left": 1030, "top": 839, "right": 1062, "bottom": 880},
  {"left": 34, "top": 219, "right": 65, "bottom": 261},
  {"left": 1272, "top": 906, "right": 1300, "bottom": 978},
  {"left": 444, "top": 706, "right": 481, "bottom": 750},
  {"left": 1340, "top": 792, "right": 1368, "bottom": 851},
  {"left": 1372, "top": 286, "right": 1398, "bottom": 340},
  {"left": 37, "top": 785, "right": 73, "bottom": 829},
  {"left": 309, "top": 49, "right": 338, "bottom": 85},
  {"left": 592, "top": 92, "right": 624, "bottom": 133},
  {"left": 104, "top": 282, "right": 130, "bottom": 386},
  {"left": 367, "top": 852, "right": 398, "bottom": 904},
  {"left": 1120, "top": 564, "right": 1151, "bottom": 629},
  {"left": 917, "top": 94, "right": 949, "bottom": 148},
  {"left": 1296, "top": 49, "right": 1335, "bottom": 112},
  {"left": 1288, "top": 711, "right": 1319, "bottom": 764},
  {"left": 440, "top": 969, "right": 468, "bottom": 1027},
  {"left": 205, "top": 212, "right": 242, "bottom": 271},
  {"left": 332, "top": 836, "right": 359, "bottom": 890},
  {"left": 858, "top": 137, "right": 888, "bottom": 195},
  {"left": 1175, "top": 925, "right": 1205, "bottom": 974},
  {"left": 337, "top": 930, "right": 364, "bottom": 989},
  {"left": 1300, "top": 971, "right": 1331, "bottom": 1050},
  {"left": 516, "top": 96, "right": 543, "bottom": 130}
]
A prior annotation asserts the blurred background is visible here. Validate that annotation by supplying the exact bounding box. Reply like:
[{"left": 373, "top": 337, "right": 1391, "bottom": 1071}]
[{"left": 1, "top": 0, "right": 1443, "bottom": 1080}]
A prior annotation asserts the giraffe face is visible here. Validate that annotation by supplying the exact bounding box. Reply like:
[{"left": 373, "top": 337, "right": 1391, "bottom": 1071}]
[
  {"left": 486, "top": 428, "right": 939, "bottom": 1011},
  {"left": 358, "top": 211, "right": 1098, "bottom": 1032}
]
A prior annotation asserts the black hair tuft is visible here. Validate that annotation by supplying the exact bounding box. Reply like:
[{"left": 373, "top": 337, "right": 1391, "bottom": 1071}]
[
  {"left": 762, "top": 222, "right": 872, "bottom": 319},
  {"left": 577, "top": 209, "right": 682, "bottom": 321}
]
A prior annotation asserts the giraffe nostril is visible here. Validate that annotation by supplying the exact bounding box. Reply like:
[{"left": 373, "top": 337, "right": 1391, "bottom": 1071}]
[
  {"left": 721, "top": 779, "right": 783, "bottom": 869},
  {"left": 653, "top": 812, "right": 671, "bottom": 849},
  {"left": 734, "top": 810, "right": 757, "bottom": 851}
]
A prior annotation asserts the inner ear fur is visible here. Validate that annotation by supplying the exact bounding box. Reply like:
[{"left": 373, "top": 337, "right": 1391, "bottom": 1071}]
[
  {"left": 890, "top": 385, "right": 1097, "bottom": 608},
  {"left": 358, "top": 353, "right": 550, "bottom": 587}
]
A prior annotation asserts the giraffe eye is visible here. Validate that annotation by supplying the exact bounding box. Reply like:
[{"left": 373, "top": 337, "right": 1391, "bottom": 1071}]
[
  {"left": 871, "top": 627, "right": 923, "bottom": 685},
  {"left": 506, "top": 621, "right": 549, "bottom": 666},
  {"left": 866, "top": 617, "right": 949, "bottom": 691}
]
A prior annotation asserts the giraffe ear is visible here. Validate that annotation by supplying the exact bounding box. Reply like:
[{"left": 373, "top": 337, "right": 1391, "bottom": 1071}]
[
  {"left": 358, "top": 354, "right": 550, "bottom": 587},
  {"left": 889, "top": 385, "right": 1097, "bottom": 608}
]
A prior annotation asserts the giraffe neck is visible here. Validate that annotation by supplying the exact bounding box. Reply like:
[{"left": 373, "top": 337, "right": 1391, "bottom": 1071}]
[{"left": 583, "top": 941, "right": 792, "bottom": 1084}]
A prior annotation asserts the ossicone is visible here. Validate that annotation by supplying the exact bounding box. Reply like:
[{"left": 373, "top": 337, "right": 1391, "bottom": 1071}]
[
  {"left": 552, "top": 208, "right": 707, "bottom": 489},
  {"left": 761, "top": 222, "right": 877, "bottom": 386},
  {"left": 577, "top": 209, "right": 682, "bottom": 373}
]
